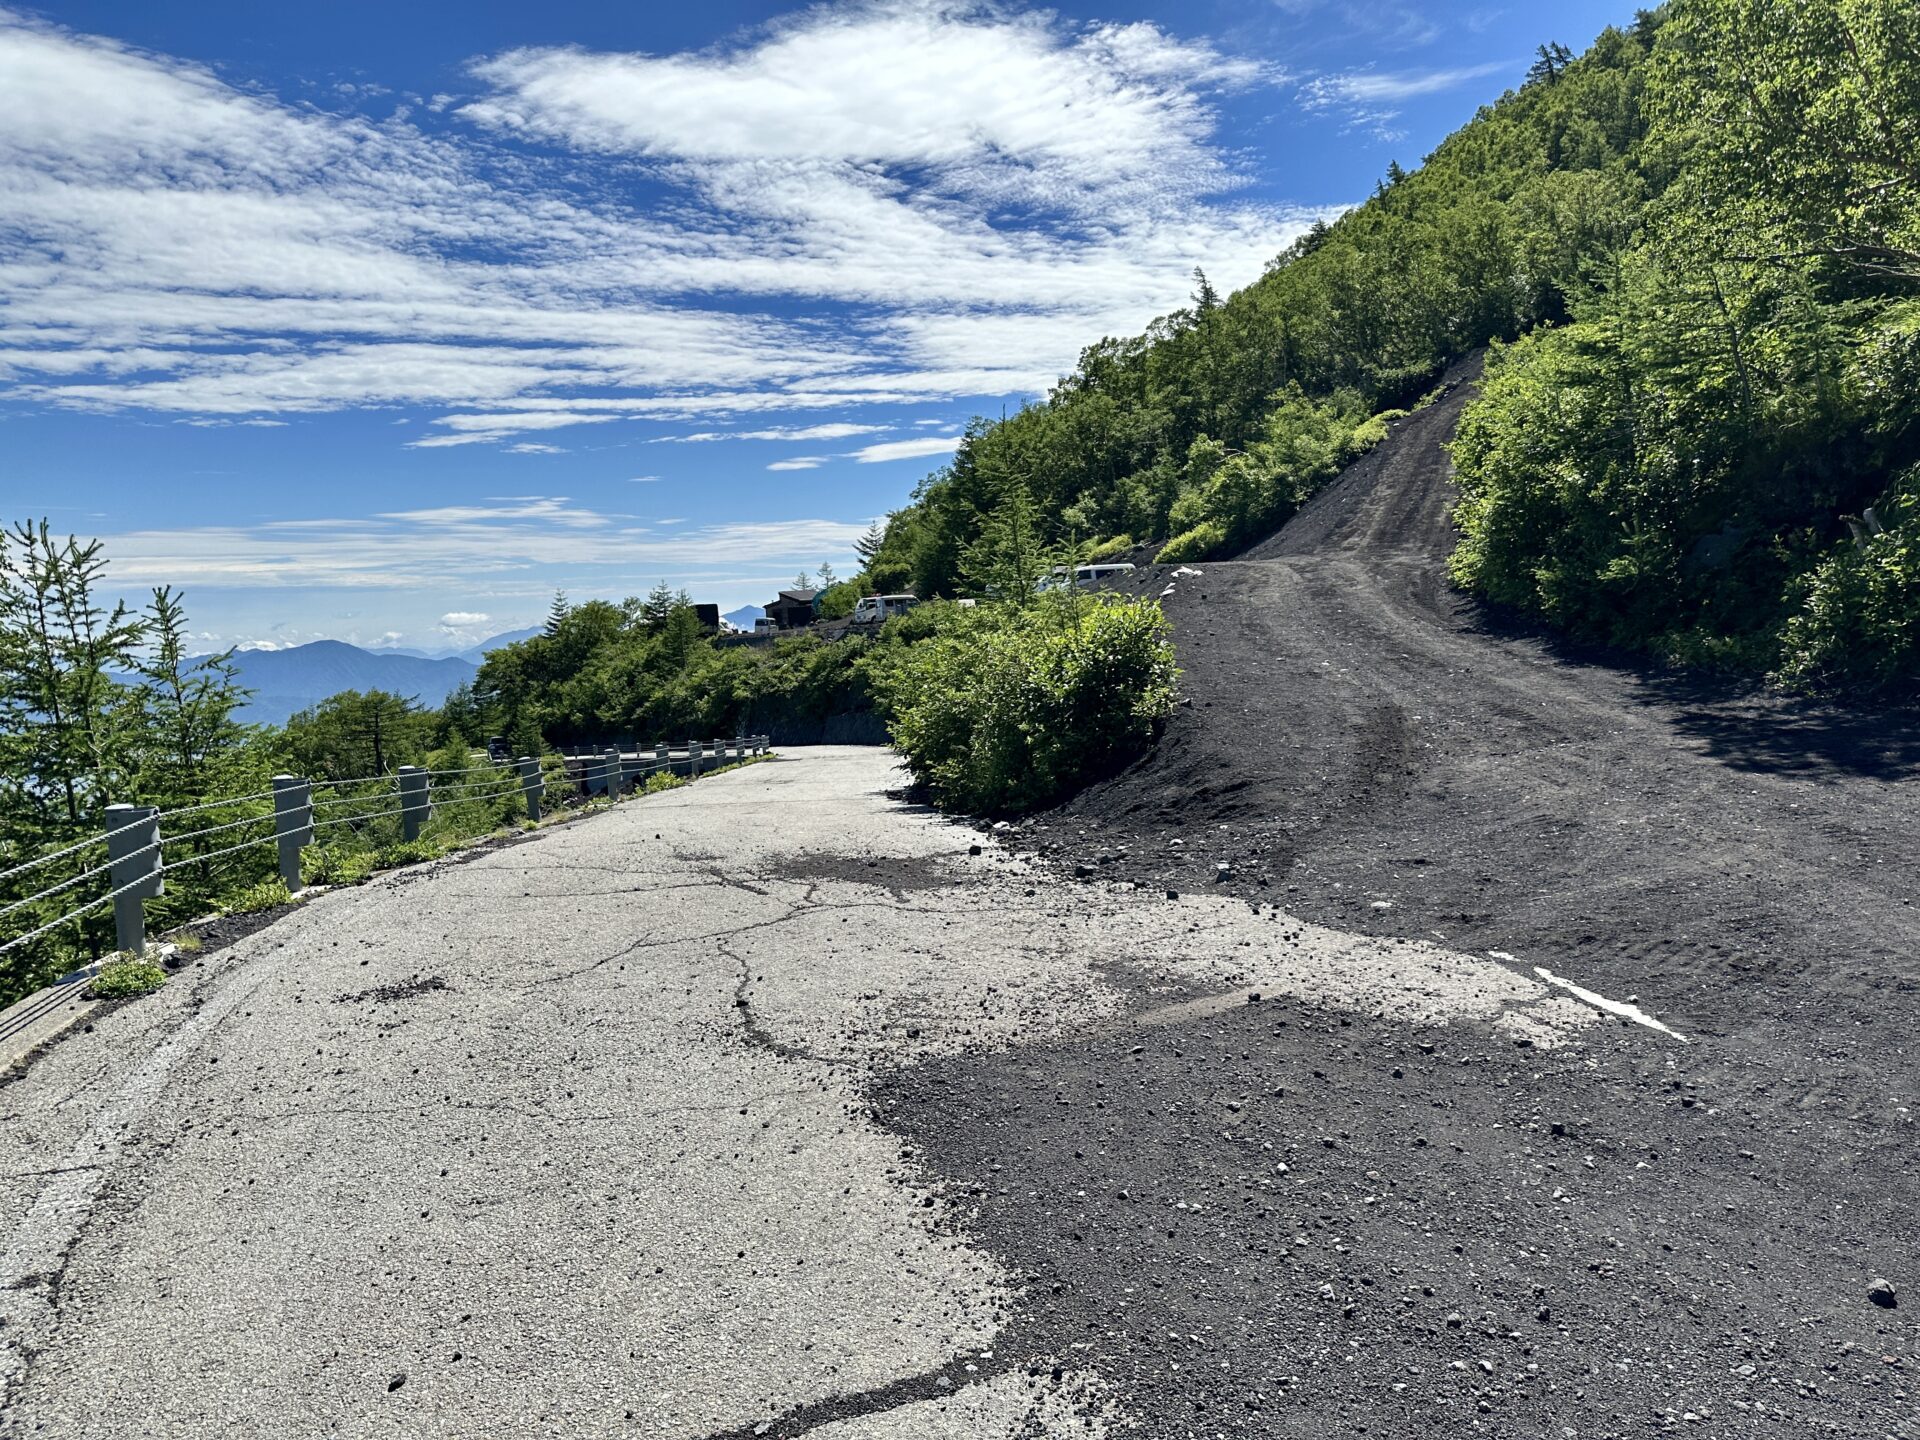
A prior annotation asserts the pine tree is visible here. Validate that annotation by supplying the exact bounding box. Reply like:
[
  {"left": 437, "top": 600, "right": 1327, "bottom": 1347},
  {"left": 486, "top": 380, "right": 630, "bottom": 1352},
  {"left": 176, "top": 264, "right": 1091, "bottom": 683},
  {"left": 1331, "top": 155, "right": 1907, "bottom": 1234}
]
[
  {"left": 817, "top": 561, "right": 837, "bottom": 591},
  {"left": 0, "top": 520, "right": 146, "bottom": 829},
  {"left": 641, "top": 580, "right": 677, "bottom": 629},
  {"left": 134, "top": 585, "right": 249, "bottom": 804},
  {"left": 854, "top": 520, "right": 887, "bottom": 569},
  {"left": 961, "top": 484, "right": 1054, "bottom": 603},
  {"left": 544, "top": 590, "right": 570, "bottom": 637}
]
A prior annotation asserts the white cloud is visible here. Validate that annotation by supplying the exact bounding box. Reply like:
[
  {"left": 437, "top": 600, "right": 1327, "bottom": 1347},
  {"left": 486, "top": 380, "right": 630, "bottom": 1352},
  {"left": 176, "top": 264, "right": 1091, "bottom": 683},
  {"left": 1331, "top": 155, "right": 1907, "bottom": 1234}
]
[
  {"left": 1300, "top": 60, "right": 1514, "bottom": 138},
  {"left": 94, "top": 496, "right": 869, "bottom": 589},
  {"left": 658, "top": 422, "right": 891, "bottom": 444},
  {"left": 847, "top": 435, "right": 960, "bottom": 464},
  {"left": 439, "top": 611, "right": 490, "bottom": 625},
  {"left": 0, "top": 3, "right": 1318, "bottom": 441},
  {"left": 767, "top": 456, "right": 828, "bottom": 471}
]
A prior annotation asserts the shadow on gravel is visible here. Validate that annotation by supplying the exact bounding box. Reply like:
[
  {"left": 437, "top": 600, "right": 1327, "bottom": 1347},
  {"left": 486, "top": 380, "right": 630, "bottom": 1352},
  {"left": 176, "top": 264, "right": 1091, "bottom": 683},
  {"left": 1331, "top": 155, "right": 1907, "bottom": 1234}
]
[{"left": 1462, "top": 598, "right": 1920, "bottom": 782}]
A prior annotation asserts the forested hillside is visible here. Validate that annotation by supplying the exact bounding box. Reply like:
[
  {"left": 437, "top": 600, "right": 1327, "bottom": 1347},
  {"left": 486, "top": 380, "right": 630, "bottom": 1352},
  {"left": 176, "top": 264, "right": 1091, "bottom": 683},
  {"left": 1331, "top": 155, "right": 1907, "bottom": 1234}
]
[{"left": 862, "top": 0, "right": 1917, "bottom": 693}]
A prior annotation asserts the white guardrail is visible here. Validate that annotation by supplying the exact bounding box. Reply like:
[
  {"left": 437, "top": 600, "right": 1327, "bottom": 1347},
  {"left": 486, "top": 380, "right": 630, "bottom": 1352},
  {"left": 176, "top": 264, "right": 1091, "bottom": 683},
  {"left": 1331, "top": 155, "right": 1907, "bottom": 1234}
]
[{"left": 0, "top": 736, "right": 769, "bottom": 962}]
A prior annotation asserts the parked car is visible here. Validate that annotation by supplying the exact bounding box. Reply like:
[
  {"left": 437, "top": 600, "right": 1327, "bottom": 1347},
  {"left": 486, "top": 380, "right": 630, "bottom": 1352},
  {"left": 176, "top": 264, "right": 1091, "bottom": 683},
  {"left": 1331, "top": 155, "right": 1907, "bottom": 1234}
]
[
  {"left": 851, "top": 593, "right": 918, "bottom": 625},
  {"left": 1072, "top": 562, "right": 1136, "bottom": 589}
]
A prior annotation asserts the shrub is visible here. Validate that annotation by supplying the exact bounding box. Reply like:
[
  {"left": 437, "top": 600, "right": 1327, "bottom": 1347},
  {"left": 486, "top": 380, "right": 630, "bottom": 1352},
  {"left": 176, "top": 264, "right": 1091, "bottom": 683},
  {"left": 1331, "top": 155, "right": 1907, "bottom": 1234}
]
[
  {"left": 304, "top": 846, "right": 376, "bottom": 887},
  {"left": 1774, "top": 468, "right": 1920, "bottom": 694},
  {"left": 1156, "top": 522, "right": 1228, "bottom": 565},
  {"left": 641, "top": 770, "right": 686, "bottom": 795},
  {"left": 876, "top": 595, "right": 1178, "bottom": 814},
  {"left": 1084, "top": 534, "right": 1135, "bottom": 563},
  {"left": 92, "top": 955, "right": 167, "bottom": 999},
  {"left": 222, "top": 878, "right": 294, "bottom": 916}
]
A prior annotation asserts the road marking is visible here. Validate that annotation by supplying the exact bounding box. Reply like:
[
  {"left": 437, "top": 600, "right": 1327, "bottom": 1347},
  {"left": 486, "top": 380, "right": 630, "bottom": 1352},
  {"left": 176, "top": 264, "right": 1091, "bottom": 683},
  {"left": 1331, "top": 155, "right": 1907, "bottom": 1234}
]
[{"left": 1530, "top": 965, "right": 1688, "bottom": 1043}]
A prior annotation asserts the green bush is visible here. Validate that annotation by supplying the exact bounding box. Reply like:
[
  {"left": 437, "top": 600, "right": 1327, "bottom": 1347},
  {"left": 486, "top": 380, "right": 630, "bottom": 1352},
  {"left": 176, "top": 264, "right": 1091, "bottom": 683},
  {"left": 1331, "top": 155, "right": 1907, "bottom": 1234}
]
[
  {"left": 641, "top": 770, "right": 686, "bottom": 795},
  {"left": 92, "top": 956, "right": 167, "bottom": 999},
  {"left": 876, "top": 595, "right": 1178, "bottom": 814},
  {"left": 222, "top": 878, "right": 293, "bottom": 916},
  {"left": 1155, "top": 522, "right": 1228, "bottom": 564},
  {"left": 1775, "top": 468, "right": 1920, "bottom": 694},
  {"left": 1084, "top": 535, "right": 1135, "bottom": 563},
  {"left": 304, "top": 846, "right": 376, "bottom": 887}
]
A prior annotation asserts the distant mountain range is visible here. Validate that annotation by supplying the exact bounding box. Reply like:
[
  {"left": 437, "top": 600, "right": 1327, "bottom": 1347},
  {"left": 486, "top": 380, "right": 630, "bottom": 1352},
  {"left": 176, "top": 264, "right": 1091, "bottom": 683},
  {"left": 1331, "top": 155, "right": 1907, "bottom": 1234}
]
[
  {"left": 205, "top": 627, "right": 539, "bottom": 726},
  {"left": 722, "top": 605, "right": 764, "bottom": 631}
]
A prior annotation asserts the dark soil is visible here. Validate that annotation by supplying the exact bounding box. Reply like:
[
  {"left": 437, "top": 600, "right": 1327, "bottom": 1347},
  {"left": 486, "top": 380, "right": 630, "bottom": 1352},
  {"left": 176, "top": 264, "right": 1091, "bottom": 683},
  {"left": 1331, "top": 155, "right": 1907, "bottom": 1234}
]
[{"left": 879, "top": 353, "right": 1920, "bottom": 1435}]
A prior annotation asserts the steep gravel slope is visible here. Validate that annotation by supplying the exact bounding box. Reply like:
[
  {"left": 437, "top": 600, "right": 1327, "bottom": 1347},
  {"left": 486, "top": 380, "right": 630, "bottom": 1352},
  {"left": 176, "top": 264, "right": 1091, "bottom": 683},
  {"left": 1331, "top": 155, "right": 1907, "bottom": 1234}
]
[{"left": 882, "top": 355, "right": 1918, "bottom": 1438}]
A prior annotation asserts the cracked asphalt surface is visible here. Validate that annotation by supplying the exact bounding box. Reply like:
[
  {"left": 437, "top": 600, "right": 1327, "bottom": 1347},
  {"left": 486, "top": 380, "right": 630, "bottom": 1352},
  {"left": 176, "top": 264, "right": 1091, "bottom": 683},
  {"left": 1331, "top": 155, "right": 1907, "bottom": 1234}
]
[{"left": 0, "top": 746, "right": 1703, "bottom": 1437}]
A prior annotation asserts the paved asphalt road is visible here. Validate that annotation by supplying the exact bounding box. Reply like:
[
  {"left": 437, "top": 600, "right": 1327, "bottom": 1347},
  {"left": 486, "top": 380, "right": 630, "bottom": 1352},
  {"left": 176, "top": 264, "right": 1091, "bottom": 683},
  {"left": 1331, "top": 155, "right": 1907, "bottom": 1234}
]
[{"left": 0, "top": 747, "right": 1672, "bottom": 1438}]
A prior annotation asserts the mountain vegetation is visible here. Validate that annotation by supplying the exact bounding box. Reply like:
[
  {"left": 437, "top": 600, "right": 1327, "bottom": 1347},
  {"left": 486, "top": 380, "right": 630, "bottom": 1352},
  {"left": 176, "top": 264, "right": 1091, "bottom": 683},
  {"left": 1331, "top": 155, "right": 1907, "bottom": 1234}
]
[{"left": 859, "top": 0, "right": 1917, "bottom": 694}]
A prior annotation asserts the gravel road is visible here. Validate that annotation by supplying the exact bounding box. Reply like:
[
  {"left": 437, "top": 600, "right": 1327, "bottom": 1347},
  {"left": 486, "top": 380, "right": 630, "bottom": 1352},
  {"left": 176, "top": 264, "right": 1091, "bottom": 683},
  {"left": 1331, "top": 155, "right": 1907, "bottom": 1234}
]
[{"left": 975, "top": 355, "right": 1919, "bottom": 1435}]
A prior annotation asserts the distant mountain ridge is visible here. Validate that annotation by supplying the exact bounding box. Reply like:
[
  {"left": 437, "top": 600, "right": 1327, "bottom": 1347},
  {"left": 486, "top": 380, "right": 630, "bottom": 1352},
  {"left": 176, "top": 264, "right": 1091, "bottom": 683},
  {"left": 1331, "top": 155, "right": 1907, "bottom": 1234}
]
[
  {"left": 206, "top": 641, "right": 476, "bottom": 727},
  {"left": 368, "top": 626, "right": 542, "bottom": 664}
]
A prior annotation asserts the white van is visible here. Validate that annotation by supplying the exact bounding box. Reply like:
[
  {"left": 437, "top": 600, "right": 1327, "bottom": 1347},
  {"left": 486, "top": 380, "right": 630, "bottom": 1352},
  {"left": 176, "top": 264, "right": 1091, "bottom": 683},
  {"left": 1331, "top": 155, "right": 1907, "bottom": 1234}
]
[
  {"left": 851, "top": 593, "right": 918, "bottom": 625},
  {"left": 1072, "top": 562, "right": 1136, "bottom": 589}
]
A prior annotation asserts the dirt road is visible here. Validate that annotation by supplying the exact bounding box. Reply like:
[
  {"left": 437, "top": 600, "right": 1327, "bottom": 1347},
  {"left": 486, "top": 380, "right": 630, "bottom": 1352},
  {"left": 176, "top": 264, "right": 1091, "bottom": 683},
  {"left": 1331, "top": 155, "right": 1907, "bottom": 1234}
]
[{"left": 950, "top": 355, "right": 1920, "bottom": 1435}]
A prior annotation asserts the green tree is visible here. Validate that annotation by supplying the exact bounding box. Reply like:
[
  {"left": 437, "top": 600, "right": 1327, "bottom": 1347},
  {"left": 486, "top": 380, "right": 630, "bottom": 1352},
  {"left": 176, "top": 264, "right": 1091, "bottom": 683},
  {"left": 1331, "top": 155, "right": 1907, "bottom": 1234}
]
[
  {"left": 283, "top": 690, "right": 431, "bottom": 780},
  {"left": 132, "top": 585, "right": 250, "bottom": 804},
  {"left": 0, "top": 520, "right": 146, "bottom": 830},
  {"left": 960, "top": 483, "right": 1054, "bottom": 603}
]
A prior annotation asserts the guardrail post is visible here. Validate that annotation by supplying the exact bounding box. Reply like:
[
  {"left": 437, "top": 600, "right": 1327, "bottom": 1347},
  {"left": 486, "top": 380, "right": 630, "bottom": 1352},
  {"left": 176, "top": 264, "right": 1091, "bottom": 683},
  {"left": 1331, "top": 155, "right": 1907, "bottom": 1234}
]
[
  {"left": 587, "top": 751, "right": 609, "bottom": 798},
  {"left": 398, "top": 765, "right": 429, "bottom": 842},
  {"left": 272, "top": 775, "right": 311, "bottom": 890},
  {"left": 604, "top": 746, "right": 623, "bottom": 799},
  {"left": 690, "top": 739, "right": 703, "bottom": 776},
  {"left": 517, "top": 756, "right": 543, "bottom": 821},
  {"left": 104, "top": 803, "right": 162, "bottom": 957}
]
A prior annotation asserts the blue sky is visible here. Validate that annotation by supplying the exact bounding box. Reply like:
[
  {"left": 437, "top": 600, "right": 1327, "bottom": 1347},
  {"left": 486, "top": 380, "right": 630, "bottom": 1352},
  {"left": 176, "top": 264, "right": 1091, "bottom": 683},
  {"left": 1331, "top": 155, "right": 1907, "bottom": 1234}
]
[{"left": 1, "top": 0, "right": 1631, "bottom": 652}]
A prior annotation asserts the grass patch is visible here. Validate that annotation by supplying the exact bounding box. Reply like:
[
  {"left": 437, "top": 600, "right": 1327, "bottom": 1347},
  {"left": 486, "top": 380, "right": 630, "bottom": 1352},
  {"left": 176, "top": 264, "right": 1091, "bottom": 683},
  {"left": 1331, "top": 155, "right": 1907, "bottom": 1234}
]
[
  {"left": 222, "top": 878, "right": 294, "bottom": 916},
  {"left": 92, "top": 955, "right": 168, "bottom": 999}
]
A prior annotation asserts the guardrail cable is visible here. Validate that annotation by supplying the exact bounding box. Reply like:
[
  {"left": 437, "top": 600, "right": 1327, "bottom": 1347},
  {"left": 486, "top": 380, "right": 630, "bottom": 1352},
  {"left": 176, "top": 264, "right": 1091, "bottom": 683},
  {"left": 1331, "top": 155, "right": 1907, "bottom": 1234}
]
[{"left": 0, "top": 813, "right": 154, "bottom": 884}]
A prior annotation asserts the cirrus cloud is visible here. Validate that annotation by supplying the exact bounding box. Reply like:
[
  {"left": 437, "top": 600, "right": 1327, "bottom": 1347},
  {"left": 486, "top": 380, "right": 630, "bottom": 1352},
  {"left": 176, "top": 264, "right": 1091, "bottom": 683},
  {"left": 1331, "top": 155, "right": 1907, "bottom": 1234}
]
[{"left": 0, "top": 2, "right": 1322, "bottom": 446}]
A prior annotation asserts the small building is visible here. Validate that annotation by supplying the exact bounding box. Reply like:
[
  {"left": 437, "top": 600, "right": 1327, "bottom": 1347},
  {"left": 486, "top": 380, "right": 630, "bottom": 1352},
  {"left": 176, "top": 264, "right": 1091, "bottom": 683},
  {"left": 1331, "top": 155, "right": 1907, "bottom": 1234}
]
[{"left": 764, "top": 588, "right": 819, "bottom": 630}]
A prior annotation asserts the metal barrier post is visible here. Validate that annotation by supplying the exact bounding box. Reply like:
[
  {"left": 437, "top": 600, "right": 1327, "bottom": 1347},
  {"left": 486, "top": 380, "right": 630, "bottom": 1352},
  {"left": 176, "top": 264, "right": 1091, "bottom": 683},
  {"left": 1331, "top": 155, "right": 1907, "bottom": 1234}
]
[
  {"left": 517, "top": 756, "right": 543, "bottom": 821},
  {"left": 272, "top": 775, "right": 311, "bottom": 890},
  {"left": 690, "top": 740, "right": 703, "bottom": 776},
  {"left": 604, "top": 746, "right": 623, "bottom": 799},
  {"left": 588, "top": 751, "right": 609, "bottom": 798},
  {"left": 104, "top": 803, "right": 162, "bottom": 956},
  {"left": 398, "top": 765, "right": 429, "bottom": 842}
]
